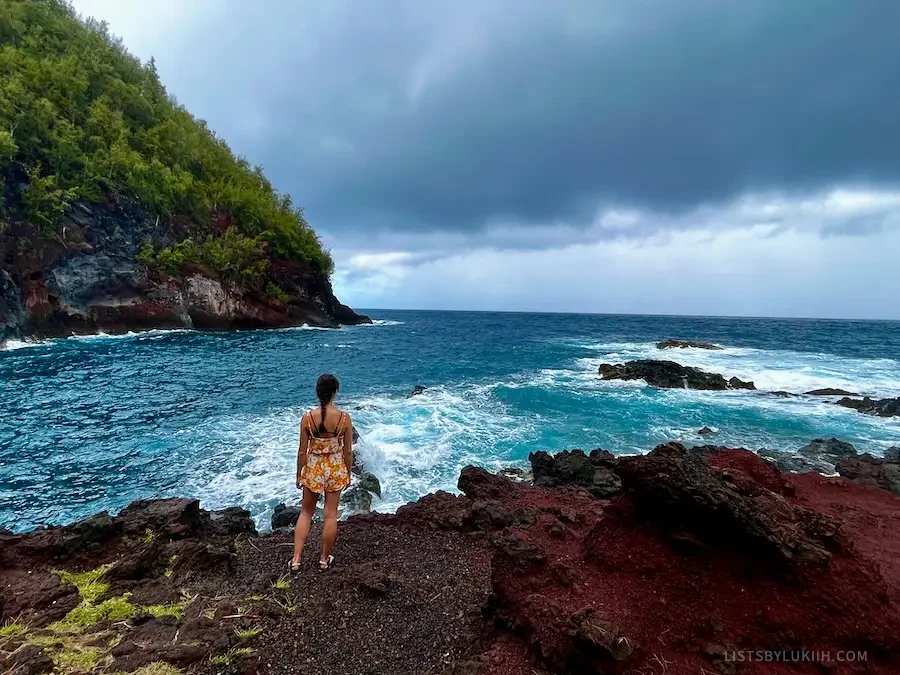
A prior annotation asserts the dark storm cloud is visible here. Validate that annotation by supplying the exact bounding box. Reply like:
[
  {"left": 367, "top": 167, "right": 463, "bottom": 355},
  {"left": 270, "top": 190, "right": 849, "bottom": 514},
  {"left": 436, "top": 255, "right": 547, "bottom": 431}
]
[{"left": 152, "top": 0, "right": 900, "bottom": 235}]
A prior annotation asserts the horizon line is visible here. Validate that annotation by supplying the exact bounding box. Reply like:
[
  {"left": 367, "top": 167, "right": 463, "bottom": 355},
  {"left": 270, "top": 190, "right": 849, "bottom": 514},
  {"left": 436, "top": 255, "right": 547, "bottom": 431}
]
[{"left": 355, "top": 307, "right": 900, "bottom": 323}]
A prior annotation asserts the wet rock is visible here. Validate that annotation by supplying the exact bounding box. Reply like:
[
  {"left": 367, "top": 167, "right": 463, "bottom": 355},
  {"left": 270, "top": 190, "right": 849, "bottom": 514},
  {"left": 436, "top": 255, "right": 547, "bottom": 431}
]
[
  {"left": 271, "top": 503, "right": 300, "bottom": 530},
  {"left": 616, "top": 444, "right": 840, "bottom": 570},
  {"left": 837, "top": 396, "right": 900, "bottom": 417},
  {"left": 805, "top": 387, "right": 859, "bottom": 396},
  {"left": 798, "top": 438, "right": 858, "bottom": 462},
  {"left": 728, "top": 376, "right": 755, "bottom": 390},
  {"left": 836, "top": 453, "right": 900, "bottom": 495},
  {"left": 341, "top": 486, "right": 373, "bottom": 514},
  {"left": 529, "top": 449, "right": 622, "bottom": 498},
  {"left": 698, "top": 426, "right": 715, "bottom": 435},
  {"left": 352, "top": 425, "right": 360, "bottom": 444},
  {"left": 656, "top": 339, "right": 722, "bottom": 350},
  {"left": 769, "top": 390, "right": 799, "bottom": 398},
  {"left": 568, "top": 607, "right": 634, "bottom": 661},
  {"left": 357, "top": 471, "right": 382, "bottom": 499},
  {"left": 599, "top": 360, "right": 755, "bottom": 391},
  {"left": 408, "top": 385, "right": 428, "bottom": 398},
  {"left": 498, "top": 467, "right": 533, "bottom": 483}
]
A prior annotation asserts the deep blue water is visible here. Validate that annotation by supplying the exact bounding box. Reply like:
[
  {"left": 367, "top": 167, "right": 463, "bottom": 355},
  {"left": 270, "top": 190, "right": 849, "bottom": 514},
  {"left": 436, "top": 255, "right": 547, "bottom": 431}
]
[{"left": 2, "top": 311, "right": 900, "bottom": 532}]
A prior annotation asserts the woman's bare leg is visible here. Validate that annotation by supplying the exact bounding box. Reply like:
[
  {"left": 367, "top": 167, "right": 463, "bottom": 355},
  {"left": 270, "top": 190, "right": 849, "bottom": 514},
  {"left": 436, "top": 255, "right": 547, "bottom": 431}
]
[
  {"left": 320, "top": 490, "right": 340, "bottom": 564},
  {"left": 292, "top": 488, "right": 319, "bottom": 565}
]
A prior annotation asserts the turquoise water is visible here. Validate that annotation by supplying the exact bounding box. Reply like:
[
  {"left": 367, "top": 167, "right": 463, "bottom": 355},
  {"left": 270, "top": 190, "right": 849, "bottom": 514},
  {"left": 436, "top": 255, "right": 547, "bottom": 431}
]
[{"left": 2, "top": 311, "right": 900, "bottom": 532}]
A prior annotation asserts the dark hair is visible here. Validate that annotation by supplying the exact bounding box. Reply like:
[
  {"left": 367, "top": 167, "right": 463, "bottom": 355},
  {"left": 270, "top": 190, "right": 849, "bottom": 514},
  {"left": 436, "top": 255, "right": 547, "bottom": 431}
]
[{"left": 315, "top": 374, "right": 340, "bottom": 433}]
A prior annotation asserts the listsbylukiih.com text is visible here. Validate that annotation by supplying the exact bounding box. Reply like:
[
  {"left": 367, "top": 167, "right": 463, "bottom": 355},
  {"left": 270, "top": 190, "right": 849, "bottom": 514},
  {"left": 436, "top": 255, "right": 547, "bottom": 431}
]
[{"left": 725, "top": 650, "right": 867, "bottom": 663}]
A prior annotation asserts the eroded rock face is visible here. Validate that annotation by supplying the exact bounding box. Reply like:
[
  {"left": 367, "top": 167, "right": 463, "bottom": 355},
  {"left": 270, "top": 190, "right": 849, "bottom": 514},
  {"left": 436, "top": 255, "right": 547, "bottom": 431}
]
[
  {"left": 599, "top": 360, "right": 756, "bottom": 391},
  {"left": 656, "top": 339, "right": 722, "bottom": 350},
  {"left": 616, "top": 443, "right": 838, "bottom": 569},
  {"left": 0, "top": 200, "right": 369, "bottom": 341}
]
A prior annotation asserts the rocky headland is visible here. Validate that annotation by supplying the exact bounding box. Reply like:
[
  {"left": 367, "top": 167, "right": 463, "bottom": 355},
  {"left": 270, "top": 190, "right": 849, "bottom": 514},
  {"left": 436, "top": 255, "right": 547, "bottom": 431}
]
[{"left": 3, "top": 442, "right": 900, "bottom": 675}]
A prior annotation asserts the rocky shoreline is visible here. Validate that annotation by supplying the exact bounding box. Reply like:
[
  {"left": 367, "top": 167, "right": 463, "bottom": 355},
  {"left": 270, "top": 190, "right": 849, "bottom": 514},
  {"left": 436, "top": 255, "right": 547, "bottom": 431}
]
[{"left": 3, "top": 442, "right": 900, "bottom": 675}]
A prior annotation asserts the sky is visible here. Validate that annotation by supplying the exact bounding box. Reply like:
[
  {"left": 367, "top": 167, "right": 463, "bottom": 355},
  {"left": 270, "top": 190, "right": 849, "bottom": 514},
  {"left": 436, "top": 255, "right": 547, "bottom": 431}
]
[{"left": 71, "top": 0, "right": 900, "bottom": 319}]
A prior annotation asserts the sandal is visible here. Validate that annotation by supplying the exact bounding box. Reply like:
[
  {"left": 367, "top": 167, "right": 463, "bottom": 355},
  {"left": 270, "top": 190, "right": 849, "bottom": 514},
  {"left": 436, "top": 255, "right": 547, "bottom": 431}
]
[
  {"left": 319, "top": 555, "right": 334, "bottom": 571},
  {"left": 288, "top": 560, "right": 302, "bottom": 574}
]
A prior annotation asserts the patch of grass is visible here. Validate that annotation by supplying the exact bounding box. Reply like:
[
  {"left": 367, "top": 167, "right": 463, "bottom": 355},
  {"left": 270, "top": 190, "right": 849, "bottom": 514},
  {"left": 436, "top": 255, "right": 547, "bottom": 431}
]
[
  {"left": 201, "top": 608, "right": 217, "bottom": 621},
  {"left": 49, "top": 595, "right": 137, "bottom": 633},
  {"left": 271, "top": 574, "right": 291, "bottom": 590},
  {"left": 248, "top": 594, "right": 264, "bottom": 602},
  {"left": 131, "top": 663, "right": 183, "bottom": 675},
  {"left": 234, "top": 626, "right": 262, "bottom": 640},
  {"left": 164, "top": 554, "right": 178, "bottom": 579},
  {"left": 0, "top": 617, "right": 27, "bottom": 639},
  {"left": 210, "top": 647, "right": 255, "bottom": 665},
  {"left": 54, "top": 565, "right": 111, "bottom": 603},
  {"left": 273, "top": 598, "right": 297, "bottom": 614},
  {"left": 140, "top": 528, "right": 156, "bottom": 543},
  {"left": 51, "top": 644, "right": 102, "bottom": 672},
  {"left": 143, "top": 602, "right": 184, "bottom": 619}
]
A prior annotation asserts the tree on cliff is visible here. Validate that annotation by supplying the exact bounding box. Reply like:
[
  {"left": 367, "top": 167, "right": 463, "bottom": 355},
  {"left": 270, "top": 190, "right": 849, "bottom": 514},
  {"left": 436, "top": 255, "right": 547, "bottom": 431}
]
[{"left": 0, "top": 0, "right": 333, "bottom": 287}]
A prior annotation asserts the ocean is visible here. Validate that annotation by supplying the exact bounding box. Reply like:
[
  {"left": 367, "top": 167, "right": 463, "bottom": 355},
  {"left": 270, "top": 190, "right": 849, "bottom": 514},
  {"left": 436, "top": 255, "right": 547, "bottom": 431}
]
[{"left": 2, "top": 311, "right": 899, "bottom": 533}]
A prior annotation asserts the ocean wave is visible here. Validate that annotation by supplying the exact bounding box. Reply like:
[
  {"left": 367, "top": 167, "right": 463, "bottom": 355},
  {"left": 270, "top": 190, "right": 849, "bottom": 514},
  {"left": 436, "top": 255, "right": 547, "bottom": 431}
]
[
  {"left": 363, "top": 319, "right": 405, "bottom": 326},
  {"left": 191, "top": 385, "right": 536, "bottom": 528}
]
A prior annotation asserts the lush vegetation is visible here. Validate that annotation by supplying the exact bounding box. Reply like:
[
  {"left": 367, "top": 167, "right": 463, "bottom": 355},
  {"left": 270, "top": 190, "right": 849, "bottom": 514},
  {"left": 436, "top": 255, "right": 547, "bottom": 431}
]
[{"left": 0, "top": 0, "right": 333, "bottom": 285}]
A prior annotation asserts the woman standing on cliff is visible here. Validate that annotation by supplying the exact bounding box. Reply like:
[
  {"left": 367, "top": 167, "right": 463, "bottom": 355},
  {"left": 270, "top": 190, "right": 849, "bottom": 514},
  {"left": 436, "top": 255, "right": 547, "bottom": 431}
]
[{"left": 290, "top": 373, "right": 352, "bottom": 572}]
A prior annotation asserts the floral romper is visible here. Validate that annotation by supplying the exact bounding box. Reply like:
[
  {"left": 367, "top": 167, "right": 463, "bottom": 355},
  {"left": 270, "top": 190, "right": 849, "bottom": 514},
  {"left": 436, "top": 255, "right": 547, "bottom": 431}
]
[{"left": 299, "top": 410, "right": 350, "bottom": 494}]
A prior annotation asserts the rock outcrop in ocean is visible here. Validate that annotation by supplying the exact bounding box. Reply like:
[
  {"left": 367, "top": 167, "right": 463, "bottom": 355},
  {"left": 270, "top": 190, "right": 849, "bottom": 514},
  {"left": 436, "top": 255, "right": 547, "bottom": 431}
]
[
  {"left": 836, "top": 395, "right": 900, "bottom": 417},
  {"left": 4, "top": 444, "right": 900, "bottom": 674},
  {"left": 656, "top": 338, "right": 722, "bottom": 350},
  {"left": 599, "top": 359, "right": 756, "bottom": 390}
]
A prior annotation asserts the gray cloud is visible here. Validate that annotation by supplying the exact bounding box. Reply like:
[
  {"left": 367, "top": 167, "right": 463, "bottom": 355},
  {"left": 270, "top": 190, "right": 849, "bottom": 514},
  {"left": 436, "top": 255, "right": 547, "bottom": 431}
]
[{"left": 126, "top": 0, "right": 900, "bottom": 238}]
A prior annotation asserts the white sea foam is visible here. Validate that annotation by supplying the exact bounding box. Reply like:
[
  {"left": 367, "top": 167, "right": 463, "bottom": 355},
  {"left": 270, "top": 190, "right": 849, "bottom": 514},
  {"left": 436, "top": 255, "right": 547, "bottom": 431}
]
[
  {"left": 192, "top": 385, "right": 536, "bottom": 529},
  {"left": 573, "top": 340, "right": 900, "bottom": 397},
  {"left": 2, "top": 339, "right": 41, "bottom": 351},
  {"left": 361, "top": 319, "right": 405, "bottom": 327}
]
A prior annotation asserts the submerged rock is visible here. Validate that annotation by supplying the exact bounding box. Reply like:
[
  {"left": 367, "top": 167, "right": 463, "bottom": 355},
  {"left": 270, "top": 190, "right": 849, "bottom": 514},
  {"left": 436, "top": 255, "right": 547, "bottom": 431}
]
[
  {"left": 407, "top": 385, "right": 428, "bottom": 398},
  {"left": 836, "top": 396, "right": 900, "bottom": 417},
  {"left": 599, "top": 360, "right": 756, "bottom": 391},
  {"left": 656, "top": 339, "right": 722, "bottom": 350},
  {"left": 805, "top": 387, "right": 859, "bottom": 396},
  {"left": 697, "top": 426, "right": 715, "bottom": 435}
]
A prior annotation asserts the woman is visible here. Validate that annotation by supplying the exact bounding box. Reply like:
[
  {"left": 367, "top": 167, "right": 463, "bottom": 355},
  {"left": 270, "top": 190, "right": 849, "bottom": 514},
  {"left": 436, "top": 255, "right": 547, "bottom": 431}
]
[{"left": 290, "top": 373, "right": 353, "bottom": 572}]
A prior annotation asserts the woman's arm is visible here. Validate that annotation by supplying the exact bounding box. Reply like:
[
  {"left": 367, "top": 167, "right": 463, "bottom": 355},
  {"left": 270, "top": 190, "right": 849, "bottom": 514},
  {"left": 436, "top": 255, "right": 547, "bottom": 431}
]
[
  {"left": 296, "top": 415, "right": 309, "bottom": 488},
  {"left": 341, "top": 413, "right": 354, "bottom": 473}
]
